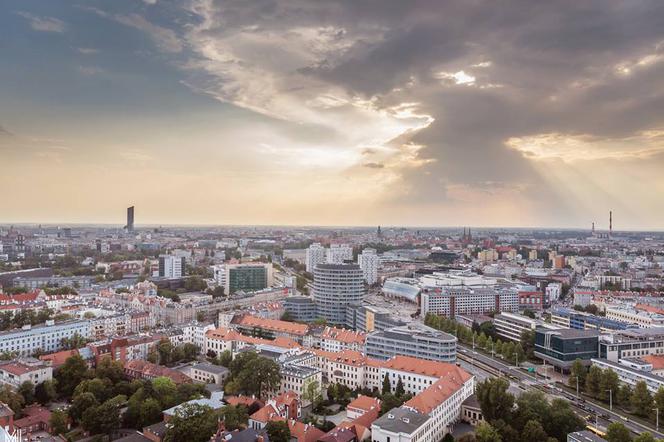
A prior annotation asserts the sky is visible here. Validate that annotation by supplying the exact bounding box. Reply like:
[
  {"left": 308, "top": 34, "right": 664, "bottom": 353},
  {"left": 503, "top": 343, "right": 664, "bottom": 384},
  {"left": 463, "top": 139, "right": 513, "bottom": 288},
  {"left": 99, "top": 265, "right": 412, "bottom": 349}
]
[{"left": 1, "top": 0, "right": 664, "bottom": 230}]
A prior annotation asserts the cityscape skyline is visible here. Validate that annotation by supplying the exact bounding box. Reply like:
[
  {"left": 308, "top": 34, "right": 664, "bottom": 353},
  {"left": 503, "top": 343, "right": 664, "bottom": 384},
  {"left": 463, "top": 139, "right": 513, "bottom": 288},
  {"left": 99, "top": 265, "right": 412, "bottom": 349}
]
[{"left": 2, "top": 1, "right": 664, "bottom": 229}]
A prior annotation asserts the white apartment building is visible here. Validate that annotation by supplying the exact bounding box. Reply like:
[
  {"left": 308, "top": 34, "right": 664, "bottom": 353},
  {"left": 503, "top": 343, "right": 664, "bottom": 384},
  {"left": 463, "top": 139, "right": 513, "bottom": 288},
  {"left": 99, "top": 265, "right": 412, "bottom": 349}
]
[
  {"left": 420, "top": 287, "right": 518, "bottom": 317},
  {"left": 0, "top": 320, "right": 91, "bottom": 357},
  {"left": 158, "top": 255, "right": 186, "bottom": 278},
  {"left": 325, "top": 244, "right": 353, "bottom": 265},
  {"left": 182, "top": 322, "right": 216, "bottom": 353},
  {"left": 305, "top": 243, "right": 326, "bottom": 273},
  {"left": 212, "top": 264, "right": 226, "bottom": 287},
  {"left": 493, "top": 312, "right": 556, "bottom": 342},
  {"left": 319, "top": 327, "right": 366, "bottom": 353},
  {"left": 546, "top": 283, "right": 562, "bottom": 303},
  {"left": 0, "top": 359, "right": 53, "bottom": 388},
  {"left": 359, "top": 248, "right": 380, "bottom": 285},
  {"left": 591, "top": 358, "right": 664, "bottom": 394}
]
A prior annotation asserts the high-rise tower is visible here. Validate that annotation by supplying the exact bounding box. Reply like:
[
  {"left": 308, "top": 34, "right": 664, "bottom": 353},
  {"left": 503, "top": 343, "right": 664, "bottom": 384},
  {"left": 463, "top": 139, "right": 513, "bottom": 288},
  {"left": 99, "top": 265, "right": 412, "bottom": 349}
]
[{"left": 126, "top": 206, "right": 135, "bottom": 232}]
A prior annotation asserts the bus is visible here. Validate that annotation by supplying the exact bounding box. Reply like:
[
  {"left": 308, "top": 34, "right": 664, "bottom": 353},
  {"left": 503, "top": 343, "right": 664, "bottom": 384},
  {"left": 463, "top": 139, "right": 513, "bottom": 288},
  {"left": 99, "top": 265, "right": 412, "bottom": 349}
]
[{"left": 586, "top": 425, "right": 607, "bottom": 438}]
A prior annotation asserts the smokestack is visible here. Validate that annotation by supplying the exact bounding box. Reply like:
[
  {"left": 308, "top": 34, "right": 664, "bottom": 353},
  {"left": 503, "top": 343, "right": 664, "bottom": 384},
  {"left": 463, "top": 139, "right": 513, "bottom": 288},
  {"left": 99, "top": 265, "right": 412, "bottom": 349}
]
[
  {"left": 609, "top": 211, "right": 613, "bottom": 234},
  {"left": 592, "top": 222, "right": 595, "bottom": 233}
]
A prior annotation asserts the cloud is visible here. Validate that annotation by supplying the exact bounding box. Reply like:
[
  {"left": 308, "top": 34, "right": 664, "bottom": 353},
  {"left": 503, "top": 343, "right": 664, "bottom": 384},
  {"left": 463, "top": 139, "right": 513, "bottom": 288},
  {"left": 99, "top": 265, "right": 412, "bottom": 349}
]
[
  {"left": 363, "top": 162, "right": 385, "bottom": 169},
  {"left": 77, "top": 47, "right": 99, "bottom": 55},
  {"left": 85, "top": 8, "right": 182, "bottom": 53},
  {"left": 16, "top": 11, "right": 66, "bottom": 33},
  {"left": 77, "top": 66, "right": 104, "bottom": 76}
]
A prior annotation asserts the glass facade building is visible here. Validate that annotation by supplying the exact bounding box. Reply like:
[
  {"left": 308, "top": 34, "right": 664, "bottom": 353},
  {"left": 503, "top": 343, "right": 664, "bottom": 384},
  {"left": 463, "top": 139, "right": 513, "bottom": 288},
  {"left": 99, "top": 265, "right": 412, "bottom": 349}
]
[{"left": 313, "top": 264, "right": 366, "bottom": 325}]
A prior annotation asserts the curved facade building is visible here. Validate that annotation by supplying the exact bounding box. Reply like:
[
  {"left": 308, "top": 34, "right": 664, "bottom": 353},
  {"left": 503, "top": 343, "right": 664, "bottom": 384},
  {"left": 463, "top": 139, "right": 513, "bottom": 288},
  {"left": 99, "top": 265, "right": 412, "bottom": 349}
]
[{"left": 313, "top": 264, "right": 366, "bottom": 325}]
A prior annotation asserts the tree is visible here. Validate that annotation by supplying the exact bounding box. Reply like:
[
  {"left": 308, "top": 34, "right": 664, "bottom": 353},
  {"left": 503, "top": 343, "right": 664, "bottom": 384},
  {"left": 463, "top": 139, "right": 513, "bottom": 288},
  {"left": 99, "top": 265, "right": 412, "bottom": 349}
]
[
  {"left": 302, "top": 380, "right": 323, "bottom": 409},
  {"left": 605, "top": 422, "right": 632, "bottom": 442},
  {"left": 521, "top": 420, "right": 547, "bottom": 442},
  {"left": 617, "top": 384, "right": 633, "bottom": 406},
  {"left": 35, "top": 379, "right": 58, "bottom": 404},
  {"left": 157, "top": 338, "right": 174, "bottom": 365},
  {"left": 18, "top": 381, "right": 35, "bottom": 405},
  {"left": 265, "top": 420, "right": 291, "bottom": 442},
  {"left": 49, "top": 409, "right": 68, "bottom": 435},
  {"left": 140, "top": 398, "right": 163, "bottom": 427},
  {"left": 476, "top": 422, "right": 502, "bottom": 442},
  {"left": 56, "top": 354, "right": 90, "bottom": 397},
  {"left": 599, "top": 368, "right": 620, "bottom": 402},
  {"left": 547, "top": 398, "right": 585, "bottom": 441},
  {"left": 153, "top": 376, "right": 178, "bottom": 409},
  {"left": 164, "top": 403, "right": 219, "bottom": 442},
  {"left": 395, "top": 376, "right": 405, "bottom": 397},
  {"left": 631, "top": 381, "right": 653, "bottom": 417},
  {"left": 476, "top": 378, "right": 514, "bottom": 422},
  {"left": 568, "top": 359, "right": 586, "bottom": 390},
  {"left": 95, "top": 357, "right": 125, "bottom": 384},
  {"left": 585, "top": 365, "right": 602, "bottom": 397},
  {"left": 221, "top": 404, "right": 249, "bottom": 430},
  {"left": 654, "top": 386, "right": 664, "bottom": 415},
  {"left": 240, "top": 357, "right": 281, "bottom": 398},
  {"left": 382, "top": 373, "right": 391, "bottom": 395},
  {"left": 82, "top": 394, "right": 126, "bottom": 435},
  {"left": 380, "top": 393, "right": 404, "bottom": 416},
  {"left": 217, "top": 350, "right": 232, "bottom": 367},
  {"left": 633, "top": 433, "right": 656, "bottom": 442},
  {"left": 0, "top": 385, "right": 25, "bottom": 414},
  {"left": 69, "top": 392, "right": 98, "bottom": 423},
  {"left": 74, "top": 378, "right": 114, "bottom": 403}
]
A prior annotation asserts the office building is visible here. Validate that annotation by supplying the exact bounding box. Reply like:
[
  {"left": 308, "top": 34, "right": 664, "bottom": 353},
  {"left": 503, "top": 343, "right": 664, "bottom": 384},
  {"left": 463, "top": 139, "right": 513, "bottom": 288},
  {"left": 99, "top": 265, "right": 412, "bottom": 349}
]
[
  {"left": 305, "top": 243, "right": 326, "bottom": 273},
  {"left": 420, "top": 287, "right": 518, "bottom": 318},
  {"left": 12, "top": 276, "right": 93, "bottom": 290},
  {"left": 551, "top": 307, "right": 638, "bottom": 333},
  {"left": 591, "top": 358, "right": 664, "bottom": 394},
  {"left": 313, "top": 264, "right": 365, "bottom": 325},
  {"left": 225, "top": 263, "right": 273, "bottom": 294},
  {"left": 158, "top": 255, "right": 186, "bottom": 279},
  {"left": 345, "top": 305, "right": 405, "bottom": 333},
  {"left": 325, "top": 244, "right": 353, "bottom": 264},
  {"left": 366, "top": 323, "right": 456, "bottom": 362},
  {"left": 283, "top": 296, "right": 317, "bottom": 322},
  {"left": 534, "top": 328, "right": 600, "bottom": 369},
  {"left": 494, "top": 312, "right": 556, "bottom": 342},
  {"left": 358, "top": 248, "right": 379, "bottom": 285},
  {"left": 605, "top": 305, "right": 664, "bottom": 328},
  {"left": 212, "top": 264, "right": 226, "bottom": 287},
  {"left": 599, "top": 328, "right": 664, "bottom": 361},
  {"left": 126, "top": 206, "right": 134, "bottom": 232}
]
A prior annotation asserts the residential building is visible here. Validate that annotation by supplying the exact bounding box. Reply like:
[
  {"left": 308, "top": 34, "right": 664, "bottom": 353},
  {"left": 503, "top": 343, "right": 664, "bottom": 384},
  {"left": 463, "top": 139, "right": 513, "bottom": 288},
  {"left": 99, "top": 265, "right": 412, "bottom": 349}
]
[
  {"left": 313, "top": 264, "right": 366, "bottom": 325},
  {"left": 358, "top": 249, "right": 379, "bottom": 285},
  {"left": 124, "top": 359, "right": 192, "bottom": 384},
  {"left": 158, "top": 255, "right": 185, "bottom": 279},
  {"left": 0, "top": 359, "right": 52, "bottom": 388},
  {"left": 0, "top": 320, "right": 91, "bottom": 357},
  {"left": 319, "top": 327, "right": 366, "bottom": 353},
  {"left": 184, "top": 362, "right": 229, "bottom": 385},
  {"left": 12, "top": 276, "right": 92, "bottom": 290},
  {"left": 305, "top": 243, "right": 327, "bottom": 273},
  {"left": 518, "top": 291, "right": 543, "bottom": 311},
  {"left": 212, "top": 264, "right": 226, "bottom": 287},
  {"left": 365, "top": 324, "right": 456, "bottom": 362},
  {"left": 326, "top": 244, "right": 353, "bottom": 265},
  {"left": 233, "top": 314, "right": 309, "bottom": 343},
  {"left": 347, "top": 395, "right": 381, "bottom": 420}
]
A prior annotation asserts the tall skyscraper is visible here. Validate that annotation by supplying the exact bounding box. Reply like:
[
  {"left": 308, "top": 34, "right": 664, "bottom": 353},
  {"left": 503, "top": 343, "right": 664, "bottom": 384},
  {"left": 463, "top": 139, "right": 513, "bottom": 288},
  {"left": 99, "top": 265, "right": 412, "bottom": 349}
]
[
  {"left": 358, "top": 248, "right": 379, "bottom": 285},
  {"left": 126, "top": 206, "right": 135, "bottom": 232},
  {"left": 305, "top": 243, "right": 326, "bottom": 272},
  {"left": 313, "top": 263, "right": 365, "bottom": 325}
]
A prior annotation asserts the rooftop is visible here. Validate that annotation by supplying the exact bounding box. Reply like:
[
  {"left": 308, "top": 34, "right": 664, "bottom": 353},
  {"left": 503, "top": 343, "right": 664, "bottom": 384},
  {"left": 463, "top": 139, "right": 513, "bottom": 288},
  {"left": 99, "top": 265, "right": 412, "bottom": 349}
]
[{"left": 371, "top": 407, "right": 429, "bottom": 434}]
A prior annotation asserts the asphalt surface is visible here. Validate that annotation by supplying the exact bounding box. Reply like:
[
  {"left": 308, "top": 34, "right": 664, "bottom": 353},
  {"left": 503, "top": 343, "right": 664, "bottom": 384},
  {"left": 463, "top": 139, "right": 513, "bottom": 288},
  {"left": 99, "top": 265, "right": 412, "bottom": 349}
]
[{"left": 457, "top": 343, "right": 664, "bottom": 438}]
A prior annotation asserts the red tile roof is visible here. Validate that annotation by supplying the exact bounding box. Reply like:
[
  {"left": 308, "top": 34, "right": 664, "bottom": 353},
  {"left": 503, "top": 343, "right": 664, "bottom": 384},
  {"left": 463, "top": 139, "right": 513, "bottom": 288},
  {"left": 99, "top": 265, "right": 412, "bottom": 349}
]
[
  {"left": 236, "top": 315, "right": 309, "bottom": 336},
  {"left": 321, "top": 327, "right": 366, "bottom": 345},
  {"left": 346, "top": 395, "right": 380, "bottom": 413},
  {"left": 288, "top": 419, "right": 324, "bottom": 442},
  {"left": 404, "top": 374, "right": 472, "bottom": 414},
  {"left": 124, "top": 359, "right": 192, "bottom": 384}
]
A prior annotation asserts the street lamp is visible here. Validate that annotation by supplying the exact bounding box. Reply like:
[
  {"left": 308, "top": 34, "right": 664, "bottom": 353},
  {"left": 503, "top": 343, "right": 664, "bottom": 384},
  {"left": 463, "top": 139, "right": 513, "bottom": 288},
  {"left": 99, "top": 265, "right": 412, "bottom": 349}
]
[
  {"left": 655, "top": 407, "right": 660, "bottom": 432},
  {"left": 576, "top": 376, "right": 580, "bottom": 398},
  {"left": 606, "top": 389, "right": 612, "bottom": 411}
]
